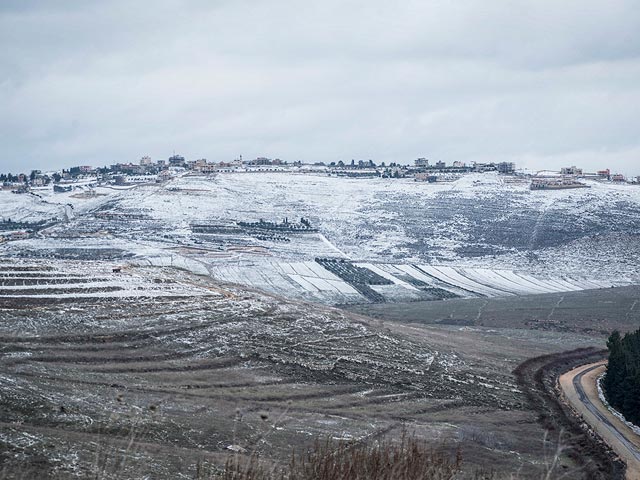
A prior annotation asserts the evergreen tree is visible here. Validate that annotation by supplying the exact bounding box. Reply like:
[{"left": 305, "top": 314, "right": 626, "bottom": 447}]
[
  {"left": 604, "top": 331, "right": 625, "bottom": 407},
  {"left": 604, "top": 328, "right": 640, "bottom": 425}
]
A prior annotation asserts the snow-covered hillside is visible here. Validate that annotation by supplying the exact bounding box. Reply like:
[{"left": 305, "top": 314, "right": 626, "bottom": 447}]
[{"left": 2, "top": 172, "right": 639, "bottom": 304}]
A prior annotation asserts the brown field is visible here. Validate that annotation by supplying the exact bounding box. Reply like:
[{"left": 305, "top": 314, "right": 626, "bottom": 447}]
[{"left": 1, "top": 262, "right": 638, "bottom": 478}]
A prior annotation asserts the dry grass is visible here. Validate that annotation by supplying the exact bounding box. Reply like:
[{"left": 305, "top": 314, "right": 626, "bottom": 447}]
[
  {"left": 209, "top": 433, "right": 462, "bottom": 480},
  {"left": 289, "top": 434, "right": 462, "bottom": 480}
]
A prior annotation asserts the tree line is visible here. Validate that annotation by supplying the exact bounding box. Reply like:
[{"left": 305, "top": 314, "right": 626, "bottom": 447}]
[
  {"left": 1, "top": 171, "right": 62, "bottom": 184},
  {"left": 603, "top": 329, "right": 640, "bottom": 425}
]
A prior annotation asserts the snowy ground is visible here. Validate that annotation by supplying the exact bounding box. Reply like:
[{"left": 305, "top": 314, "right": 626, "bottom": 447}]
[
  {"left": 0, "top": 256, "right": 622, "bottom": 478},
  {"left": 2, "top": 171, "right": 639, "bottom": 304},
  {"left": 2, "top": 173, "right": 638, "bottom": 478}
]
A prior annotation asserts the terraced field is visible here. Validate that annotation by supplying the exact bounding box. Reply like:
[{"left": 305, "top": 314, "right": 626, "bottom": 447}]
[
  {"left": 1, "top": 259, "right": 618, "bottom": 478},
  {"left": 200, "top": 259, "right": 634, "bottom": 304},
  {"left": 1, "top": 173, "right": 639, "bottom": 477},
  {"left": 0, "top": 262, "right": 216, "bottom": 304},
  {"left": 2, "top": 173, "right": 640, "bottom": 307}
]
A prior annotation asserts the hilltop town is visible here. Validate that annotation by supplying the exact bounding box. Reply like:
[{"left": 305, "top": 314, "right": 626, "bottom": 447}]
[{"left": 3, "top": 153, "right": 639, "bottom": 195}]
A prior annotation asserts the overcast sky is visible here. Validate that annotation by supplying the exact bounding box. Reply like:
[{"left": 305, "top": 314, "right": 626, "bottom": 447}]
[{"left": 1, "top": 1, "right": 639, "bottom": 175}]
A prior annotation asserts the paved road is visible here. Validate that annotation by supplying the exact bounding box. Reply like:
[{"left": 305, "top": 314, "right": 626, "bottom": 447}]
[
  {"left": 573, "top": 364, "right": 640, "bottom": 463},
  {"left": 562, "top": 362, "right": 640, "bottom": 479}
]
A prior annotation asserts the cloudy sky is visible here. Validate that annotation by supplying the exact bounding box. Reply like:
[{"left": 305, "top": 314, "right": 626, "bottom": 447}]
[{"left": 1, "top": 0, "right": 639, "bottom": 175}]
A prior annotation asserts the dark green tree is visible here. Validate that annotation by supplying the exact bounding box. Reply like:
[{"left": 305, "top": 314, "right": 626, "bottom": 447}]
[
  {"left": 604, "top": 328, "right": 640, "bottom": 426},
  {"left": 604, "top": 331, "right": 625, "bottom": 407}
]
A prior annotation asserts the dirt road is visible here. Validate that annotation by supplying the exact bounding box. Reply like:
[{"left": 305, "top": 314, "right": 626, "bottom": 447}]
[{"left": 560, "top": 362, "right": 640, "bottom": 480}]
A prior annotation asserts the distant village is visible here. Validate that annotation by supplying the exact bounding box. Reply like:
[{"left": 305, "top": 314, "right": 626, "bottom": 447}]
[
  {"left": 0, "top": 154, "right": 638, "bottom": 244},
  {"left": 1, "top": 153, "right": 639, "bottom": 194}
]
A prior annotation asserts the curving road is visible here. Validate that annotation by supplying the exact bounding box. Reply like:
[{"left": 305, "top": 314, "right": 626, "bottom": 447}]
[{"left": 561, "top": 362, "right": 640, "bottom": 480}]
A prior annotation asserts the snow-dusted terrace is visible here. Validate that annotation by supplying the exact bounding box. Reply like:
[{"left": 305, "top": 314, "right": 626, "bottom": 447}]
[{"left": 2, "top": 171, "right": 639, "bottom": 304}]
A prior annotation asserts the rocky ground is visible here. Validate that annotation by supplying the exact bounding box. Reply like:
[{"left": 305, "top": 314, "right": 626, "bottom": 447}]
[
  {"left": 2, "top": 260, "right": 638, "bottom": 478},
  {"left": 1, "top": 174, "right": 639, "bottom": 478}
]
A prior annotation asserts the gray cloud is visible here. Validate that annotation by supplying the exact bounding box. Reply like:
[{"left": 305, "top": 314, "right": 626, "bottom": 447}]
[{"left": 1, "top": 0, "right": 639, "bottom": 175}]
